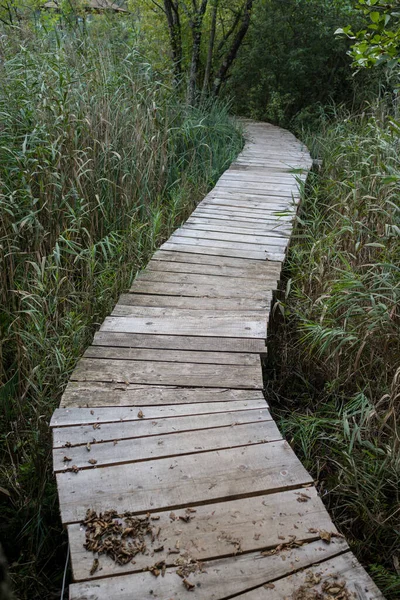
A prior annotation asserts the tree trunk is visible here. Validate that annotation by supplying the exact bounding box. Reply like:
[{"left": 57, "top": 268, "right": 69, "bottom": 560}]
[
  {"left": 187, "top": 0, "right": 208, "bottom": 106},
  {"left": 202, "top": 0, "right": 218, "bottom": 96},
  {"left": 212, "top": 0, "right": 253, "bottom": 97},
  {"left": 163, "top": 0, "right": 183, "bottom": 85}
]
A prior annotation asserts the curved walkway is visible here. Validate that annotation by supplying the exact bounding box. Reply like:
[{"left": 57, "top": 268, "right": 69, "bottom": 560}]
[{"left": 51, "top": 121, "right": 384, "bottom": 599}]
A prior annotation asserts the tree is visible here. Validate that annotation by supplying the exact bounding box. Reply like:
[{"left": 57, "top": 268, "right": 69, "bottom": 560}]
[
  {"left": 147, "top": 0, "right": 255, "bottom": 104},
  {"left": 336, "top": 1, "right": 400, "bottom": 69}
]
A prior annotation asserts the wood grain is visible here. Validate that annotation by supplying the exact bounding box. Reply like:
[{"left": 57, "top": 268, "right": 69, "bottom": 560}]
[{"left": 57, "top": 441, "right": 314, "bottom": 523}]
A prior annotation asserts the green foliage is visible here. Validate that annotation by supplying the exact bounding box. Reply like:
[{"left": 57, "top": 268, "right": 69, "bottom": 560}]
[
  {"left": 227, "top": 0, "right": 370, "bottom": 128},
  {"left": 0, "top": 25, "right": 242, "bottom": 599},
  {"left": 266, "top": 104, "right": 400, "bottom": 599},
  {"left": 336, "top": 1, "right": 400, "bottom": 71}
]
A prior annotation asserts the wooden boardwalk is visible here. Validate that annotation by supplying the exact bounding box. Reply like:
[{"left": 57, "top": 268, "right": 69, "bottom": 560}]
[{"left": 51, "top": 121, "right": 384, "bottom": 599}]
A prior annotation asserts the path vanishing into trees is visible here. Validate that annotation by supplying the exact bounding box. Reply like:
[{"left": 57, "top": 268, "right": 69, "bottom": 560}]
[{"left": 50, "top": 121, "right": 384, "bottom": 599}]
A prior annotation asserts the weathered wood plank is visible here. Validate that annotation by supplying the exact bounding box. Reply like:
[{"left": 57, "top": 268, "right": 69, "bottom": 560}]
[
  {"left": 69, "top": 538, "right": 348, "bottom": 599},
  {"left": 71, "top": 357, "right": 263, "bottom": 389},
  {"left": 118, "top": 294, "right": 272, "bottom": 311},
  {"left": 145, "top": 256, "right": 282, "bottom": 278},
  {"left": 52, "top": 408, "right": 271, "bottom": 446},
  {"left": 201, "top": 195, "right": 294, "bottom": 210},
  {"left": 100, "top": 311, "right": 268, "bottom": 339},
  {"left": 56, "top": 441, "right": 313, "bottom": 523},
  {"left": 92, "top": 332, "right": 268, "bottom": 353},
  {"left": 55, "top": 392, "right": 268, "bottom": 421},
  {"left": 84, "top": 346, "right": 261, "bottom": 366},
  {"left": 129, "top": 279, "right": 275, "bottom": 300},
  {"left": 192, "top": 208, "right": 292, "bottom": 223},
  {"left": 172, "top": 227, "right": 289, "bottom": 247},
  {"left": 235, "top": 553, "right": 385, "bottom": 600},
  {"left": 153, "top": 249, "right": 282, "bottom": 270},
  {"left": 134, "top": 269, "right": 279, "bottom": 288},
  {"left": 161, "top": 239, "right": 285, "bottom": 262},
  {"left": 53, "top": 421, "right": 282, "bottom": 471},
  {"left": 184, "top": 221, "right": 290, "bottom": 238},
  {"left": 67, "top": 487, "right": 337, "bottom": 582}
]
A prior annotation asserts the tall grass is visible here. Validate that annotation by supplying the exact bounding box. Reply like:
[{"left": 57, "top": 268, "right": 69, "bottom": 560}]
[
  {"left": 266, "top": 104, "right": 400, "bottom": 599},
  {"left": 0, "top": 24, "right": 242, "bottom": 599}
]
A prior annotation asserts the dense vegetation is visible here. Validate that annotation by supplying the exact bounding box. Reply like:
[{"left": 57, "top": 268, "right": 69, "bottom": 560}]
[
  {"left": 0, "top": 21, "right": 242, "bottom": 599},
  {"left": 267, "top": 106, "right": 400, "bottom": 599},
  {"left": 0, "top": 0, "right": 399, "bottom": 598}
]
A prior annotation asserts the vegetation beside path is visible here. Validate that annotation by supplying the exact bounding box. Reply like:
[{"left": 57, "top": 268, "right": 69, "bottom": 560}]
[
  {"left": 267, "top": 105, "right": 400, "bottom": 600},
  {"left": 0, "top": 28, "right": 242, "bottom": 599}
]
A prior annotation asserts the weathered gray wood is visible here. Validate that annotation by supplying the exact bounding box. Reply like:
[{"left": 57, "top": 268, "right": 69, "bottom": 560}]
[
  {"left": 56, "top": 441, "right": 314, "bottom": 523},
  {"left": 118, "top": 293, "right": 272, "bottom": 311},
  {"left": 129, "top": 279, "right": 276, "bottom": 299},
  {"left": 153, "top": 249, "right": 282, "bottom": 271},
  {"left": 145, "top": 257, "right": 282, "bottom": 278},
  {"left": 67, "top": 487, "right": 337, "bottom": 581},
  {"left": 53, "top": 421, "right": 282, "bottom": 471},
  {"left": 172, "top": 227, "right": 289, "bottom": 247},
  {"left": 100, "top": 310, "right": 268, "bottom": 339},
  {"left": 134, "top": 269, "right": 279, "bottom": 288},
  {"left": 68, "top": 539, "right": 348, "bottom": 599},
  {"left": 192, "top": 208, "right": 293, "bottom": 223},
  {"left": 161, "top": 239, "right": 285, "bottom": 262},
  {"left": 235, "top": 553, "right": 385, "bottom": 600},
  {"left": 184, "top": 221, "right": 290, "bottom": 238},
  {"left": 186, "top": 216, "right": 291, "bottom": 233},
  {"left": 201, "top": 195, "right": 295, "bottom": 210},
  {"left": 55, "top": 391, "right": 267, "bottom": 419},
  {"left": 52, "top": 408, "right": 271, "bottom": 446},
  {"left": 71, "top": 357, "right": 263, "bottom": 389},
  {"left": 92, "top": 332, "right": 268, "bottom": 353},
  {"left": 84, "top": 346, "right": 260, "bottom": 366}
]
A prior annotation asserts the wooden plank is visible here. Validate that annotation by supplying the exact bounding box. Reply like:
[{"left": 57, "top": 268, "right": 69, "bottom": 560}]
[
  {"left": 235, "top": 553, "right": 385, "bottom": 600},
  {"left": 213, "top": 185, "right": 297, "bottom": 198},
  {"left": 199, "top": 196, "right": 295, "bottom": 209},
  {"left": 52, "top": 408, "right": 271, "bottom": 446},
  {"left": 159, "top": 241, "right": 277, "bottom": 261},
  {"left": 161, "top": 239, "right": 285, "bottom": 262},
  {"left": 153, "top": 250, "right": 282, "bottom": 271},
  {"left": 222, "top": 172, "right": 306, "bottom": 183},
  {"left": 145, "top": 257, "right": 282, "bottom": 278},
  {"left": 92, "top": 332, "right": 268, "bottom": 353},
  {"left": 53, "top": 420, "right": 282, "bottom": 471},
  {"left": 129, "top": 279, "right": 276, "bottom": 299},
  {"left": 69, "top": 539, "right": 348, "bottom": 599},
  {"left": 67, "top": 487, "right": 337, "bottom": 581},
  {"left": 192, "top": 208, "right": 293, "bottom": 223},
  {"left": 186, "top": 215, "right": 291, "bottom": 232},
  {"left": 100, "top": 311, "right": 268, "bottom": 339},
  {"left": 214, "top": 182, "right": 298, "bottom": 195},
  {"left": 193, "top": 206, "right": 294, "bottom": 220},
  {"left": 184, "top": 221, "right": 290, "bottom": 238},
  {"left": 106, "top": 306, "right": 268, "bottom": 319},
  {"left": 172, "top": 228, "right": 289, "bottom": 248},
  {"left": 71, "top": 357, "right": 263, "bottom": 389},
  {"left": 84, "top": 346, "right": 260, "bottom": 366},
  {"left": 54, "top": 392, "right": 268, "bottom": 422},
  {"left": 134, "top": 269, "right": 279, "bottom": 288},
  {"left": 117, "top": 294, "right": 272, "bottom": 311},
  {"left": 56, "top": 441, "right": 314, "bottom": 523},
  {"left": 230, "top": 165, "right": 308, "bottom": 175},
  {"left": 204, "top": 190, "right": 296, "bottom": 203},
  {"left": 201, "top": 195, "right": 294, "bottom": 209}
]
